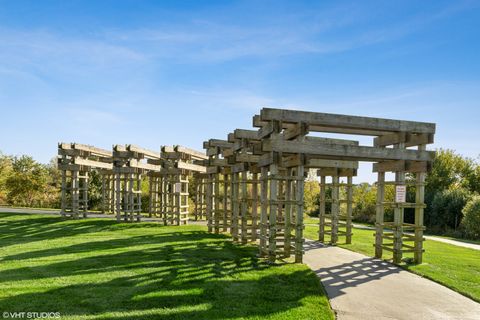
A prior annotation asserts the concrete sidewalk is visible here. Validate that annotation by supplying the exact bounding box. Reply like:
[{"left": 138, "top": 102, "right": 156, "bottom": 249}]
[{"left": 304, "top": 240, "right": 480, "bottom": 320}]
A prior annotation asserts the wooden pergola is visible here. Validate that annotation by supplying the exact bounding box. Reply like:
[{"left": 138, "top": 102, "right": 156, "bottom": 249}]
[
  {"left": 58, "top": 143, "right": 207, "bottom": 224},
  {"left": 203, "top": 107, "right": 435, "bottom": 264}
]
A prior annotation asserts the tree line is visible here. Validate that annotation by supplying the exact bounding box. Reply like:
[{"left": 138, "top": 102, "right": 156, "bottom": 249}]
[{"left": 0, "top": 149, "right": 479, "bottom": 239}]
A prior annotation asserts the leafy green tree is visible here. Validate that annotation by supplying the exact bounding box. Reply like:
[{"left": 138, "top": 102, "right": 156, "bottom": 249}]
[
  {"left": 304, "top": 180, "right": 320, "bottom": 216},
  {"left": 0, "top": 152, "right": 13, "bottom": 204},
  {"left": 5, "top": 155, "right": 50, "bottom": 207},
  {"left": 352, "top": 183, "right": 377, "bottom": 223},
  {"left": 461, "top": 196, "right": 480, "bottom": 239},
  {"left": 424, "top": 149, "right": 480, "bottom": 231},
  {"left": 429, "top": 188, "right": 471, "bottom": 232}
]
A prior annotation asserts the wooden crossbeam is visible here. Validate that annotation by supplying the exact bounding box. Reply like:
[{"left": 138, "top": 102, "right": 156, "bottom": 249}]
[
  {"left": 175, "top": 145, "right": 208, "bottom": 160},
  {"left": 72, "top": 143, "right": 112, "bottom": 157},
  {"left": 234, "top": 129, "right": 261, "bottom": 141},
  {"left": 205, "top": 139, "right": 234, "bottom": 149},
  {"left": 373, "top": 160, "right": 429, "bottom": 173},
  {"left": 73, "top": 157, "right": 113, "bottom": 170},
  {"left": 128, "top": 159, "right": 160, "bottom": 171},
  {"left": 175, "top": 161, "right": 207, "bottom": 173},
  {"left": 127, "top": 144, "right": 160, "bottom": 159},
  {"left": 374, "top": 132, "right": 434, "bottom": 147},
  {"left": 317, "top": 168, "right": 356, "bottom": 177},
  {"left": 260, "top": 108, "right": 436, "bottom": 135},
  {"left": 263, "top": 138, "right": 435, "bottom": 162}
]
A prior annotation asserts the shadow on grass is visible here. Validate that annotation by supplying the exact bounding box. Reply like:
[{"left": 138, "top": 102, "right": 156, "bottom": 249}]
[
  {"left": 0, "top": 212, "right": 328, "bottom": 319},
  {"left": 0, "top": 212, "right": 175, "bottom": 248}
]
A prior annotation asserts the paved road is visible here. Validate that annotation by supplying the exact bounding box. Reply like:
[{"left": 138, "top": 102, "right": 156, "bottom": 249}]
[{"left": 304, "top": 240, "right": 480, "bottom": 320}]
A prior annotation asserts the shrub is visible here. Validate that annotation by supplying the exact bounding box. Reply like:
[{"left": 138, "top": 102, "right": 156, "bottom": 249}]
[
  {"left": 461, "top": 196, "right": 480, "bottom": 239},
  {"left": 429, "top": 188, "right": 471, "bottom": 231}
]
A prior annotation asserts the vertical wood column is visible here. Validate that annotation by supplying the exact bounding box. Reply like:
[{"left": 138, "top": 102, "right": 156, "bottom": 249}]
[
  {"left": 71, "top": 170, "right": 79, "bottom": 219},
  {"left": 415, "top": 146, "right": 427, "bottom": 264},
  {"left": 60, "top": 169, "right": 67, "bottom": 217},
  {"left": 268, "top": 163, "right": 278, "bottom": 263},
  {"left": 393, "top": 143, "right": 406, "bottom": 264},
  {"left": 318, "top": 175, "right": 326, "bottom": 242},
  {"left": 231, "top": 172, "right": 239, "bottom": 241},
  {"left": 331, "top": 174, "right": 340, "bottom": 245},
  {"left": 375, "top": 171, "right": 385, "bottom": 258},
  {"left": 240, "top": 171, "right": 248, "bottom": 244},
  {"left": 206, "top": 174, "right": 213, "bottom": 232},
  {"left": 223, "top": 173, "right": 229, "bottom": 232},
  {"left": 295, "top": 164, "right": 305, "bottom": 263},
  {"left": 346, "top": 175, "right": 353, "bottom": 244},
  {"left": 115, "top": 172, "right": 121, "bottom": 222},
  {"left": 251, "top": 172, "right": 258, "bottom": 241},
  {"left": 284, "top": 168, "right": 293, "bottom": 257},
  {"left": 259, "top": 167, "right": 268, "bottom": 257},
  {"left": 214, "top": 173, "right": 221, "bottom": 233}
]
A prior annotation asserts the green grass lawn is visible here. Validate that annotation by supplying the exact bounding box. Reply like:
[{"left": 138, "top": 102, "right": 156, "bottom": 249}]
[
  {"left": 304, "top": 224, "right": 480, "bottom": 302},
  {"left": 0, "top": 212, "right": 333, "bottom": 320}
]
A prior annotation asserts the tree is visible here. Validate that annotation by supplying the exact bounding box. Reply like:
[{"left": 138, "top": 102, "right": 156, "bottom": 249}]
[
  {"left": 0, "top": 152, "right": 13, "bottom": 204},
  {"left": 429, "top": 188, "right": 471, "bottom": 232},
  {"left": 461, "top": 196, "right": 480, "bottom": 239},
  {"left": 5, "top": 155, "right": 50, "bottom": 207},
  {"left": 424, "top": 149, "right": 480, "bottom": 231}
]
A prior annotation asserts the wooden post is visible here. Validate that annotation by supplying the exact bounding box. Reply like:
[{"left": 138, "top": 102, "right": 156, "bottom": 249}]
[
  {"left": 331, "top": 174, "right": 340, "bottom": 245},
  {"left": 393, "top": 143, "right": 406, "bottom": 264},
  {"left": 268, "top": 163, "right": 278, "bottom": 263},
  {"left": 206, "top": 175, "right": 213, "bottom": 232},
  {"left": 223, "top": 173, "right": 229, "bottom": 232},
  {"left": 259, "top": 167, "right": 268, "bottom": 257},
  {"left": 346, "top": 175, "right": 353, "bottom": 244},
  {"left": 60, "top": 169, "right": 67, "bottom": 217},
  {"left": 214, "top": 173, "right": 220, "bottom": 233},
  {"left": 232, "top": 172, "right": 239, "bottom": 241},
  {"left": 295, "top": 164, "right": 305, "bottom": 263},
  {"left": 375, "top": 171, "right": 385, "bottom": 258},
  {"left": 240, "top": 171, "right": 248, "bottom": 244},
  {"left": 251, "top": 172, "right": 258, "bottom": 241},
  {"left": 415, "top": 145, "right": 426, "bottom": 264},
  {"left": 319, "top": 175, "right": 326, "bottom": 242},
  {"left": 284, "top": 168, "right": 293, "bottom": 257}
]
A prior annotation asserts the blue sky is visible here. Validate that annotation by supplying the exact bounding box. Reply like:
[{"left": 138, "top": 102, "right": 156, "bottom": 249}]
[{"left": 1, "top": 0, "right": 479, "bottom": 182}]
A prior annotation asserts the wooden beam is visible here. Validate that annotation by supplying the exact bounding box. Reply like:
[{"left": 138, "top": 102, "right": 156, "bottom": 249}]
[
  {"left": 260, "top": 108, "right": 436, "bottom": 135},
  {"left": 232, "top": 162, "right": 249, "bottom": 173},
  {"left": 306, "top": 158, "right": 359, "bottom": 169},
  {"left": 127, "top": 145, "right": 160, "bottom": 159},
  {"left": 373, "top": 160, "right": 429, "bottom": 173},
  {"left": 207, "top": 139, "right": 234, "bottom": 149},
  {"left": 283, "top": 122, "right": 309, "bottom": 140},
  {"left": 175, "top": 161, "right": 207, "bottom": 173},
  {"left": 175, "top": 145, "right": 208, "bottom": 160},
  {"left": 128, "top": 159, "right": 160, "bottom": 171},
  {"left": 235, "top": 153, "right": 260, "bottom": 163},
  {"left": 234, "top": 129, "right": 260, "bottom": 141},
  {"left": 374, "top": 133, "right": 434, "bottom": 147},
  {"left": 263, "top": 138, "right": 435, "bottom": 162},
  {"left": 317, "top": 168, "right": 356, "bottom": 177},
  {"left": 72, "top": 143, "right": 112, "bottom": 157},
  {"left": 73, "top": 157, "right": 113, "bottom": 170},
  {"left": 161, "top": 146, "right": 175, "bottom": 153}
]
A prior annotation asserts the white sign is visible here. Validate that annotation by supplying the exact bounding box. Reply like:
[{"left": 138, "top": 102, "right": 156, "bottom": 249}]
[
  {"left": 395, "top": 185, "right": 407, "bottom": 203},
  {"left": 174, "top": 183, "right": 182, "bottom": 193}
]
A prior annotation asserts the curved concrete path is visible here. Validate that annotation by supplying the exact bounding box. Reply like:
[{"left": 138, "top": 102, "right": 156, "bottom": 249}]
[{"left": 304, "top": 240, "right": 480, "bottom": 320}]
